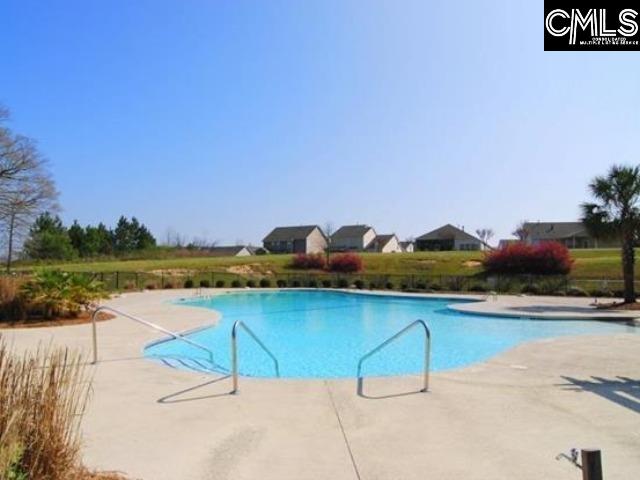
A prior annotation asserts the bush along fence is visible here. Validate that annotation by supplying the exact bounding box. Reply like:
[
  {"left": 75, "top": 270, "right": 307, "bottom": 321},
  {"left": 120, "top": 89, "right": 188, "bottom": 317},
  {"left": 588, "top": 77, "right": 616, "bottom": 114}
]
[{"left": 15, "top": 270, "right": 638, "bottom": 298}]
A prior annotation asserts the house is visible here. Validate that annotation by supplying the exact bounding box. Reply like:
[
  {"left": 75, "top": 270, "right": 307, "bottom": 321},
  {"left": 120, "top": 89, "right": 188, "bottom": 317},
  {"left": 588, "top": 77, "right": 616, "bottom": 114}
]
[
  {"left": 415, "top": 224, "right": 487, "bottom": 251},
  {"left": 522, "top": 221, "right": 618, "bottom": 249},
  {"left": 208, "top": 245, "right": 253, "bottom": 257},
  {"left": 399, "top": 241, "right": 414, "bottom": 253},
  {"left": 246, "top": 246, "right": 269, "bottom": 255},
  {"left": 330, "top": 225, "right": 377, "bottom": 251},
  {"left": 262, "top": 225, "right": 328, "bottom": 254},
  {"left": 367, "top": 234, "right": 402, "bottom": 253}
]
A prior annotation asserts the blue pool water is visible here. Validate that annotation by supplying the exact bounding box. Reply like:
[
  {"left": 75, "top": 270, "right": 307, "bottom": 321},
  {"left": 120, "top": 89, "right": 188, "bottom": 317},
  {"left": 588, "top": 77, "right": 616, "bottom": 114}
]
[{"left": 144, "top": 290, "right": 635, "bottom": 378}]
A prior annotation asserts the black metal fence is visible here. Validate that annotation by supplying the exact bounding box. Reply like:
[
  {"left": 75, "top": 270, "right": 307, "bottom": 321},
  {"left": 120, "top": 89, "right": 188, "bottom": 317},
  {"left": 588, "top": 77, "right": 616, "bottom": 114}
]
[{"left": 23, "top": 270, "right": 631, "bottom": 297}]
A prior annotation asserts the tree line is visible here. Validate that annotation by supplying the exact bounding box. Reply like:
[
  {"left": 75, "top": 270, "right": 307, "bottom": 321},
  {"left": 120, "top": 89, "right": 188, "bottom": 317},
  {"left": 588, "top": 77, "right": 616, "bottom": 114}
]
[{"left": 22, "top": 213, "right": 156, "bottom": 263}]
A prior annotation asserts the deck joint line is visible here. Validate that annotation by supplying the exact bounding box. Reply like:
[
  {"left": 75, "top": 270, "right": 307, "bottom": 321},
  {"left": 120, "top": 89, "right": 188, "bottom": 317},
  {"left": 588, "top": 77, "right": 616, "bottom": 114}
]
[{"left": 325, "top": 381, "right": 362, "bottom": 480}]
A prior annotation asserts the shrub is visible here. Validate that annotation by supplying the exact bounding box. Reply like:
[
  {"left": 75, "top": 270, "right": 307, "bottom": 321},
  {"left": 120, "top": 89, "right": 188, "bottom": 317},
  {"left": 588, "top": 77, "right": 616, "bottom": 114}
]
[
  {"left": 259, "top": 278, "right": 271, "bottom": 288},
  {"left": 337, "top": 278, "right": 349, "bottom": 288},
  {"left": 215, "top": 280, "right": 225, "bottom": 288},
  {"left": 163, "top": 281, "right": 174, "bottom": 289},
  {"left": 246, "top": 279, "right": 256, "bottom": 288},
  {"left": 483, "top": 242, "right": 573, "bottom": 275},
  {"left": 353, "top": 279, "right": 364, "bottom": 289},
  {"left": 368, "top": 281, "right": 379, "bottom": 290},
  {"left": 321, "top": 279, "right": 332, "bottom": 288},
  {"left": 468, "top": 283, "right": 488, "bottom": 293},
  {"left": 123, "top": 281, "right": 136, "bottom": 291},
  {"left": 145, "top": 283, "right": 156, "bottom": 290},
  {"left": 328, "top": 253, "right": 363, "bottom": 273},
  {"left": 276, "top": 279, "right": 287, "bottom": 288},
  {"left": 589, "top": 288, "right": 612, "bottom": 298},
  {"left": 521, "top": 283, "right": 540, "bottom": 295},
  {"left": 415, "top": 281, "right": 427, "bottom": 290},
  {"left": 291, "top": 253, "right": 326, "bottom": 270},
  {"left": 308, "top": 279, "right": 318, "bottom": 288},
  {"left": 183, "top": 279, "right": 194, "bottom": 289},
  {"left": 291, "top": 280, "right": 301, "bottom": 288},
  {"left": 231, "top": 279, "right": 242, "bottom": 288},
  {"left": 400, "top": 283, "right": 409, "bottom": 291},
  {"left": 566, "top": 286, "right": 588, "bottom": 297},
  {"left": 19, "top": 270, "right": 106, "bottom": 319},
  {"left": 199, "top": 279, "right": 211, "bottom": 288},
  {"left": 538, "top": 277, "right": 568, "bottom": 295},
  {"left": 0, "top": 342, "right": 89, "bottom": 479}
]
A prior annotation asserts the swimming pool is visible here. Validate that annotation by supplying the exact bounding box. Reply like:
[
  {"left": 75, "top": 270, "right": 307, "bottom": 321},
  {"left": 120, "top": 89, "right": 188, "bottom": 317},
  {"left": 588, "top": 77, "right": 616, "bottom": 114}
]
[{"left": 144, "top": 290, "right": 634, "bottom": 378}]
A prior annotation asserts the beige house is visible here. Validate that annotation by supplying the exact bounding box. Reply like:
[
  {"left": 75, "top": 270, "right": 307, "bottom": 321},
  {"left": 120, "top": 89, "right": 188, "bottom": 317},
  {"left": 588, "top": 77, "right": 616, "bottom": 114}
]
[
  {"left": 399, "top": 241, "right": 414, "bottom": 253},
  {"left": 263, "top": 225, "right": 328, "bottom": 254},
  {"left": 367, "top": 234, "right": 402, "bottom": 253},
  {"left": 330, "top": 225, "right": 377, "bottom": 251},
  {"left": 522, "top": 221, "right": 619, "bottom": 249},
  {"left": 416, "top": 224, "right": 487, "bottom": 251}
]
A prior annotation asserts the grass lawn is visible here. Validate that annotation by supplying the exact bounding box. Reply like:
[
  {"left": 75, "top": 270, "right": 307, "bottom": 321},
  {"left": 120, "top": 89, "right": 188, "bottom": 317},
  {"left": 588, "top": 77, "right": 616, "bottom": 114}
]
[{"left": 13, "top": 248, "right": 628, "bottom": 280}]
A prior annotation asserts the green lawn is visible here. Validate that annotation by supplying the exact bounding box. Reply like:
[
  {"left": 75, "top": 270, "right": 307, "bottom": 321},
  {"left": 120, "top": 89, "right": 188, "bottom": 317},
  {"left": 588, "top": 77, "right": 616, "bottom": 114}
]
[{"left": 13, "top": 248, "right": 628, "bottom": 279}]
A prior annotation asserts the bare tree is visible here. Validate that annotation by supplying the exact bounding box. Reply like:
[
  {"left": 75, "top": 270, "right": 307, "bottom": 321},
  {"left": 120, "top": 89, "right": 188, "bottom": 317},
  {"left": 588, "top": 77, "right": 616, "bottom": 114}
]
[
  {"left": 323, "top": 221, "right": 335, "bottom": 261},
  {"left": 475, "top": 228, "right": 494, "bottom": 246},
  {"left": 512, "top": 220, "right": 529, "bottom": 241},
  {"left": 164, "top": 227, "right": 187, "bottom": 247},
  {"left": 0, "top": 106, "right": 58, "bottom": 271}
]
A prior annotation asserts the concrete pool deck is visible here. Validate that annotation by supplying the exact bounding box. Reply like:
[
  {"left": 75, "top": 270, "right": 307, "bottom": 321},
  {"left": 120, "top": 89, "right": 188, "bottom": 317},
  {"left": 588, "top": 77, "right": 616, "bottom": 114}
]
[{"left": 1, "top": 289, "right": 639, "bottom": 480}]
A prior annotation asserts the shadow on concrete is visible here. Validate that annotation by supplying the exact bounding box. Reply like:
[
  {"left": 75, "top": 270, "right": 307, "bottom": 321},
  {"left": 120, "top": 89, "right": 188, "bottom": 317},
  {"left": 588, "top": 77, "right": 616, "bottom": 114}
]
[
  {"left": 507, "top": 305, "right": 600, "bottom": 314},
  {"left": 559, "top": 375, "right": 640, "bottom": 414},
  {"left": 157, "top": 375, "right": 232, "bottom": 404},
  {"left": 357, "top": 376, "right": 427, "bottom": 400}
]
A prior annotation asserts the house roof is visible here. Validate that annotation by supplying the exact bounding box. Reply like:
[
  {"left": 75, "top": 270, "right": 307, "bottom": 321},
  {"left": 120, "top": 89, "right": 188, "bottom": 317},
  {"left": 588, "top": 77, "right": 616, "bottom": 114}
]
[
  {"left": 416, "top": 224, "right": 482, "bottom": 243},
  {"left": 208, "top": 246, "right": 249, "bottom": 256},
  {"left": 373, "top": 234, "right": 397, "bottom": 248},
  {"left": 263, "top": 225, "right": 322, "bottom": 242},
  {"left": 331, "top": 224, "right": 375, "bottom": 239},
  {"left": 523, "top": 222, "right": 587, "bottom": 240}
]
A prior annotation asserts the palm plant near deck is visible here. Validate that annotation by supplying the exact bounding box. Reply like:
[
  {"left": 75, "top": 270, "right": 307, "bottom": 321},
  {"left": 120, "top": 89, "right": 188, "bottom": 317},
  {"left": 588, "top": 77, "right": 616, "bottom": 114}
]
[{"left": 581, "top": 165, "right": 640, "bottom": 303}]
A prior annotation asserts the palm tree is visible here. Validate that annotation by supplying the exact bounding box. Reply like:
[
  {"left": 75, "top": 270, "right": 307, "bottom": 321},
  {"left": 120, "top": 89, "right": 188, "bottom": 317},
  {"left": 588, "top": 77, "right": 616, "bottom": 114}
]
[{"left": 581, "top": 165, "right": 640, "bottom": 303}]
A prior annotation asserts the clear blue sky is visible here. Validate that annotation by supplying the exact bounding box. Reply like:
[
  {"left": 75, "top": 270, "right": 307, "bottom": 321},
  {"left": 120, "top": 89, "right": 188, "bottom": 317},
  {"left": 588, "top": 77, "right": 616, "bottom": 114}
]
[{"left": 1, "top": 1, "right": 638, "bottom": 245}]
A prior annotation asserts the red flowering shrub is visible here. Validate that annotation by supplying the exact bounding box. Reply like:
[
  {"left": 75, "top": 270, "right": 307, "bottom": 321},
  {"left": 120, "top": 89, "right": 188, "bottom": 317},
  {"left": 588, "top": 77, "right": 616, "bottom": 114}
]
[
  {"left": 328, "top": 253, "right": 363, "bottom": 273},
  {"left": 483, "top": 242, "right": 573, "bottom": 275},
  {"left": 291, "top": 253, "right": 326, "bottom": 270}
]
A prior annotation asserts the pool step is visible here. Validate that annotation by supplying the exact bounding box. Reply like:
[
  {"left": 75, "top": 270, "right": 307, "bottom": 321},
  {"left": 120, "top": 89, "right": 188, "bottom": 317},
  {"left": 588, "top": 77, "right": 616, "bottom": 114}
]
[{"left": 156, "top": 355, "right": 223, "bottom": 374}]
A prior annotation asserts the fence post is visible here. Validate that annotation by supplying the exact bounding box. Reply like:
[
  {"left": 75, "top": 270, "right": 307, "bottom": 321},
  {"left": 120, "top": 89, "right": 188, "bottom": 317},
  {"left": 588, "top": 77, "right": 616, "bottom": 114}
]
[
  {"left": 115, "top": 271, "right": 119, "bottom": 290},
  {"left": 581, "top": 449, "right": 603, "bottom": 480}
]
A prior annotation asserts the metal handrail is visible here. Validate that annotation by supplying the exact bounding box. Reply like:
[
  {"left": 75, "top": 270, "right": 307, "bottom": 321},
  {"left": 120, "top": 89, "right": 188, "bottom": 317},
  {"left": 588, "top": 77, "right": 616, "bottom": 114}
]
[
  {"left": 357, "top": 319, "right": 431, "bottom": 393},
  {"left": 231, "top": 320, "right": 280, "bottom": 394},
  {"left": 91, "top": 305, "right": 215, "bottom": 365}
]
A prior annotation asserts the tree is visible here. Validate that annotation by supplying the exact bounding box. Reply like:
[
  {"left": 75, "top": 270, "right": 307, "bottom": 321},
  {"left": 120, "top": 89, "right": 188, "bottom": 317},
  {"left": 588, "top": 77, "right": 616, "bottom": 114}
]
[
  {"left": 581, "top": 165, "right": 640, "bottom": 303},
  {"left": 68, "top": 220, "right": 86, "bottom": 255},
  {"left": 475, "top": 228, "right": 494, "bottom": 246},
  {"left": 94, "top": 223, "right": 114, "bottom": 255},
  {"left": 113, "top": 216, "right": 155, "bottom": 253},
  {"left": 23, "top": 212, "right": 75, "bottom": 261},
  {"left": 132, "top": 217, "right": 156, "bottom": 250},
  {"left": 323, "top": 221, "right": 335, "bottom": 262},
  {"left": 0, "top": 105, "right": 58, "bottom": 270},
  {"left": 512, "top": 220, "right": 529, "bottom": 241}
]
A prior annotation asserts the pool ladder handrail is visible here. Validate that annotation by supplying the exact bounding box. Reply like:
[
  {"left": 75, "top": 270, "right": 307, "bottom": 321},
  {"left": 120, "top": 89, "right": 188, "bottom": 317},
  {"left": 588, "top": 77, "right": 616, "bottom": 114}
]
[
  {"left": 91, "top": 305, "right": 215, "bottom": 365},
  {"left": 357, "top": 319, "right": 431, "bottom": 393},
  {"left": 231, "top": 320, "right": 280, "bottom": 394}
]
